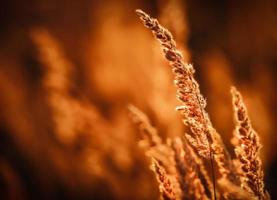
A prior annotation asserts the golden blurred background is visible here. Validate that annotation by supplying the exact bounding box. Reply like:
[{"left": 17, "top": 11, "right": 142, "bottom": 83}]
[{"left": 0, "top": 0, "right": 276, "bottom": 199}]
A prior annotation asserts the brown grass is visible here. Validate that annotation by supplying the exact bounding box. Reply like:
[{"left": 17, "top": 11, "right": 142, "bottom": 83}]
[
  {"left": 132, "top": 9, "right": 270, "bottom": 200},
  {"left": 0, "top": 2, "right": 274, "bottom": 200},
  {"left": 231, "top": 87, "right": 265, "bottom": 198}
]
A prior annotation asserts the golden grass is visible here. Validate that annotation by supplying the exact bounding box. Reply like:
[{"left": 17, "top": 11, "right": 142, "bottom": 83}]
[
  {"left": 0, "top": 2, "right": 274, "bottom": 200},
  {"left": 132, "top": 9, "right": 270, "bottom": 200}
]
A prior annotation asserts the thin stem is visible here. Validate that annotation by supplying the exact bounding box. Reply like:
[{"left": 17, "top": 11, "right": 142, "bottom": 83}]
[
  {"left": 210, "top": 150, "right": 217, "bottom": 200},
  {"left": 193, "top": 81, "right": 217, "bottom": 200}
]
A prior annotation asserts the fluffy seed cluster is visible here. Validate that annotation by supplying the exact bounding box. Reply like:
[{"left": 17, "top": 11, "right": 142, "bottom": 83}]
[
  {"left": 231, "top": 87, "right": 265, "bottom": 199},
  {"left": 131, "top": 9, "right": 270, "bottom": 200},
  {"left": 152, "top": 159, "right": 177, "bottom": 200},
  {"left": 135, "top": 9, "right": 239, "bottom": 184},
  {"left": 135, "top": 9, "right": 211, "bottom": 158}
]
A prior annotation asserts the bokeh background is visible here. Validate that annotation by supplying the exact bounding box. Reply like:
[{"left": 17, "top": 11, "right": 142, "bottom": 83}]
[{"left": 0, "top": 0, "right": 276, "bottom": 199}]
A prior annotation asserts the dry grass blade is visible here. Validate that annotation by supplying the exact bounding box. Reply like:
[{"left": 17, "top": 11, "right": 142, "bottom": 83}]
[
  {"left": 151, "top": 158, "right": 177, "bottom": 200},
  {"left": 172, "top": 138, "right": 210, "bottom": 200},
  {"left": 231, "top": 87, "right": 266, "bottom": 199},
  {"left": 128, "top": 104, "right": 162, "bottom": 147},
  {"left": 135, "top": 8, "right": 239, "bottom": 186},
  {"left": 128, "top": 104, "right": 174, "bottom": 175},
  {"left": 136, "top": 9, "right": 210, "bottom": 158},
  {"left": 31, "top": 29, "right": 102, "bottom": 147},
  {"left": 134, "top": 8, "right": 270, "bottom": 200}
]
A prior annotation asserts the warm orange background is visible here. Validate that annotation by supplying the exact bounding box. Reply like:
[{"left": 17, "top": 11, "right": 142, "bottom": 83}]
[{"left": 0, "top": 0, "right": 276, "bottom": 199}]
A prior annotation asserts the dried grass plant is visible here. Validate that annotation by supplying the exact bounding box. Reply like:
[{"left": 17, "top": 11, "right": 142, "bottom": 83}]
[
  {"left": 130, "top": 9, "right": 270, "bottom": 200},
  {"left": 31, "top": 29, "right": 157, "bottom": 199},
  {"left": 0, "top": 2, "right": 275, "bottom": 200}
]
